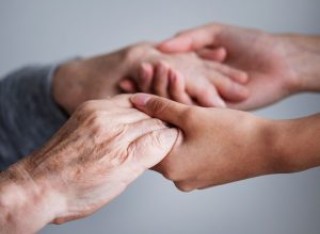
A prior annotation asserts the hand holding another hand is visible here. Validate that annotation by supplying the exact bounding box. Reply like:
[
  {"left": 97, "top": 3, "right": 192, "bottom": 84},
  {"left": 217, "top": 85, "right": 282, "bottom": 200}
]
[
  {"left": 1, "top": 95, "right": 177, "bottom": 233},
  {"left": 119, "top": 44, "right": 249, "bottom": 108},
  {"left": 159, "top": 23, "right": 306, "bottom": 110},
  {"left": 131, "top": 94, "right": 278, "bottom": 191}
]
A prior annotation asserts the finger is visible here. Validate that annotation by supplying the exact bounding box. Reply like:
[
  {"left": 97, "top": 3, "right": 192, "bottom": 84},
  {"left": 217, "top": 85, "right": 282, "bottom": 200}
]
[
  {"left": 174, "top": 180, "right": 196, "bottom": 192},
  {"left": 130, "top": 93, "right": 188, "bottom": 128},
  {"left": 134, "top": 63, "right": 154, "bottom": 92},
  {"left": 152, "top": 62, "right": 170, "bottom": 98},
  {"left": 197, "top": 47, "right": 227, "bottom": 62},
  {"left": 188, "top": 84, "right": 226, "bottom": 108},
  {"left": 129, "top": 128, "right": 179, "bottom": 169},
  {"left": 124, "top": 118, "right": 169, "bottom": 143},
  {"left": 138, "top": 63, "right": 154, "bottom": 92},
  {"left": 210, "top": 63, "right": 248, "bottom": 84},
  {"left": 158, "top": 24, "right": 223, "bottom": 53},
  {"left": 168, "top": 69, "right": 193, "bottom": 105},
  {"left": 214, "top": 77, "right": 250, "bottom": 102},
  {"left": 76, "top": 98, "right": 132, "bottom": 111},
  {"left": 90, "top": 109, "right": 151, "bottom": 126},
  {"left": 109, "top": 94, "right": 134, "bottom": 108},
  {"left": 119, "top": 79, "right": 137, "bottom": 93}
]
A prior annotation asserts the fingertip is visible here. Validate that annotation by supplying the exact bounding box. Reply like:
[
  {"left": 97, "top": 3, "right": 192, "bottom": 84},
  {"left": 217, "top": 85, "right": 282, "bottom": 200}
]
[
  {"left": 211, "top": 96, "right": 227, "bottom": 108},
  {"left": 197, "top": 89, "right": 226, "bottom": 108},
  {"left": 130, "top": 93, "right": 153, "bottom": 107},
  {"left": 119, "top": 80, "right": 136, "bottom": 93},
  {"left": 158, "top": 37, "right": 192, "bottom": 53},
  {"left": 236, "top": 72, "right": 249, "bottom": 84},
  {"left": 198, "top": 47, "right": 227, "bottom": 62},
  {"left": 222, "top": 82, "right": 250, "bottom": 102}
]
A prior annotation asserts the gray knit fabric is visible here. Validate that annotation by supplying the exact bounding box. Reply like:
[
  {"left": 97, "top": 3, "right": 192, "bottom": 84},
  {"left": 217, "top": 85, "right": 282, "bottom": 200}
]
[{"left": 0, "top": 65, "right": 68, "bottom": 170}]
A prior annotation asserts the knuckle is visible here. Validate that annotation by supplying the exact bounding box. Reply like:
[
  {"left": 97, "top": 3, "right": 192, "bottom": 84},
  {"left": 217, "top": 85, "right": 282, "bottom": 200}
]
[
  {"left": 76, "top": 101, "right": 97, "bottom": 114},
  {"left": 199, "top": 85, "right": 215, "bottom": 96},
  {"left": 75, "top": 101, "right": 102, "bottom": 123},
  {"left": 175, "top": 181, "right": 195, "bottom": 192},
  {"left": 110, "top": 148, "right": 129, "bottom": 167},
  {"left": 150, "top": 130, "right": 164, "bottom": 149},
  {"left": 87, "top": 112, "right": 104, "bottom": 127},
  {"left": 180, "top": 107, "right": 197, "bottom": 125},
  {"left": 159, "top": 161, "right": 180, "bottom": 181}
]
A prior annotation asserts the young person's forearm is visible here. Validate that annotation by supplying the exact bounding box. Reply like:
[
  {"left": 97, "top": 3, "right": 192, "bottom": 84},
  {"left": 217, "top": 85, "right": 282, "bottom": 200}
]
[
  {"left": 280, "top": 34, "right": 320, "bottom": 92},
  {"left": 269, "top": 114, "right": 320, "bottom": 173}
]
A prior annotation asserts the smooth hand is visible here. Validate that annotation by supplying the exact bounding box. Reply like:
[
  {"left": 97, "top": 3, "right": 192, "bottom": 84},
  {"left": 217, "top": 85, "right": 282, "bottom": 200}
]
[
  {"left": 119, "top": 44, "right": 249, "bottom": 107},
  {"left": 159, "top": 23, "right": 311, "bottom": 110},
  {"left": 130, "top": 93, "right": 277, "bottom": 191}
]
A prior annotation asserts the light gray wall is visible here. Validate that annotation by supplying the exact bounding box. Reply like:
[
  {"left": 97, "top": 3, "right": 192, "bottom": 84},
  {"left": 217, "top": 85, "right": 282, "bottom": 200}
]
[{"left": 1, "top": 0, "right": 320, "bottom": 233}]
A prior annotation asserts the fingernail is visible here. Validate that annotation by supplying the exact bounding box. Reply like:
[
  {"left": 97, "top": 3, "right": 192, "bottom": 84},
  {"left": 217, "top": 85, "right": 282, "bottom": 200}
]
[{"left": 130, "top": 93, "right": 152, "bottom": 106}]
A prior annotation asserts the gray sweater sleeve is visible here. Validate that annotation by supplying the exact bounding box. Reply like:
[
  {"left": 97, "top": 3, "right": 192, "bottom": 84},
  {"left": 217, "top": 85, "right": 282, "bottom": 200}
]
[{"left": 0, "top": 65, "right": 68, "bottom": 170}]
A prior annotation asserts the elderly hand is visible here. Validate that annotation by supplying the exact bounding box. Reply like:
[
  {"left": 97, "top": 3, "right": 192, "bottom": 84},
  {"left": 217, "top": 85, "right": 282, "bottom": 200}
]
[
  {"left": 52, "top": 43, "right": 162, "bottom": 114},
  {"left": 0, "top": 95, "right": 178, "bottom": 233},
  {"left": 119, "top": 44, "right": 249, "bottom": 107},
  {"left": 158, "top": 23, "right": 316, "bottom": 110}
]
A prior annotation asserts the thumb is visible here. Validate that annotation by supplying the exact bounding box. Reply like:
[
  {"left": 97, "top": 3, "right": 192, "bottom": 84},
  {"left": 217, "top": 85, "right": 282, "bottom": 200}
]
[
  {"left": 158, "top": 24, "right": 222, "bottom": 53},
  {"left": 130, "top": 93, "right": 187, "bottom": 127},
  {"left": 130, "top": 128, "right": 179, "bottom": 169}
]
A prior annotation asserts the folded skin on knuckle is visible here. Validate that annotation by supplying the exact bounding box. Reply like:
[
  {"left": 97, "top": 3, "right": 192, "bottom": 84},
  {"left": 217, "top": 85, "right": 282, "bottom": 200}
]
[
  {"left": 149, "top": 118, "right": 166, "bottom": 129},
  {"left": 84, "top": 111, "right": 107, "bottom": 135},
  {"left": 75, "top": 100, "right": 111, "bottom": 123},
  {"left": 75, "top": 101, "right": 97, "bottom": 120},
  {"left": 148, "top": 130, "right": 165, "bottom": 149}
]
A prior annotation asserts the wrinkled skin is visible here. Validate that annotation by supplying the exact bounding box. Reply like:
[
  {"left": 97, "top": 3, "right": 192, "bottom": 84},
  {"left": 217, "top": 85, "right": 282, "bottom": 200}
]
[{"left": 0, "top": 95, "right": 178, "bottom": 233}]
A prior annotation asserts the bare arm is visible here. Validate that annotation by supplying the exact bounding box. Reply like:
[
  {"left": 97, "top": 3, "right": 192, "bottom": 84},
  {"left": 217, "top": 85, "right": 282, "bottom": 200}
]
[
  {"left": 272, "top": 113, "right": 320, "bottom": 173},
  {"left": 158, "top": 23, "right": 320, "bottom": 109},
  {"left": 130, "top": 94, "right": 320, "bottom": 191}
]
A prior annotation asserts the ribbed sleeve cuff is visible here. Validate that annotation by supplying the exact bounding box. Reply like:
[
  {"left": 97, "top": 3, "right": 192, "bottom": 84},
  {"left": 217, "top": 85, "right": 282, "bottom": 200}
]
[{"left": 0, "top": 64, "right": 68, "bottom": 170}]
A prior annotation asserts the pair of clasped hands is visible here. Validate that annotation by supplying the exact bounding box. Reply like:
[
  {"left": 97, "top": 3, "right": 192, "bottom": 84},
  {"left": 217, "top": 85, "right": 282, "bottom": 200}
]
[{"left": 4, "top": 23, "right": 320, "bottom": 232}]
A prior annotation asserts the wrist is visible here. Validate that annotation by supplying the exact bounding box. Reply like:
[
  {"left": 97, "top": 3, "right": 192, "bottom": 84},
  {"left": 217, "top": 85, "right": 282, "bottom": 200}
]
[
  {"left": 0, "top": 159, "right": 65, "bottom": 233},
  {"left": 278, "top": 34, "right": 320, "bottom": 92},
  {"left": 269, "top": 115, "right": 320, "bottom": 173},
  {"left": 52, "top": 59, "right": 87, "bottom": 114}
]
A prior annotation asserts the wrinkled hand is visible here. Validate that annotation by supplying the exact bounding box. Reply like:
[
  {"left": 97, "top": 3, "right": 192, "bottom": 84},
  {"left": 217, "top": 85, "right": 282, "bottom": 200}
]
[
  {"left": 119, "top": 44, "right": 249, "bottom": 107},
  {"left": 131, "top": 94, "right": 277, "bottom": 191},
  {"left": 52, "top": 43, "right": 156, "bottom": 114},
  {"left": 159, "top": 23, "right": 302, "bottom": 110},
  {"left": 3, "top": 95, "right": 177, "bottom": 232}
]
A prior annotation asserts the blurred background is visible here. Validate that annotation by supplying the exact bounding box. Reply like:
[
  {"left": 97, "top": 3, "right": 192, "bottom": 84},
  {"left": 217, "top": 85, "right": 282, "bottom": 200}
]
[{"left": 1, "top": 0, "right": 320, "bottom": 233}]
